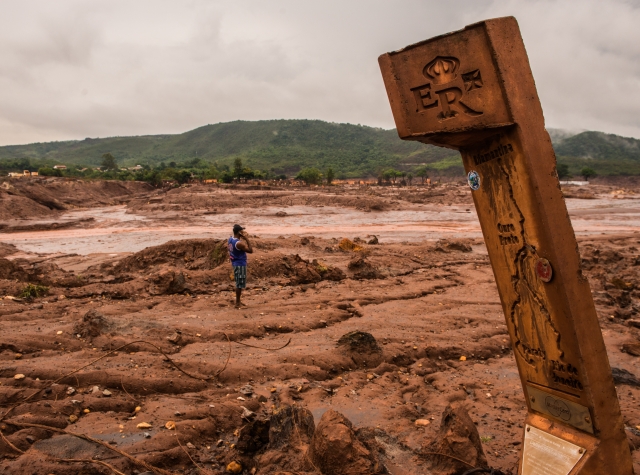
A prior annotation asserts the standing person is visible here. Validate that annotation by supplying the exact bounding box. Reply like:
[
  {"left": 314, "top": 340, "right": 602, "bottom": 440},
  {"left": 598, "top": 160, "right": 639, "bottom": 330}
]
[{"left": 228, "top": 224, "right": 253, "bottom": 308}]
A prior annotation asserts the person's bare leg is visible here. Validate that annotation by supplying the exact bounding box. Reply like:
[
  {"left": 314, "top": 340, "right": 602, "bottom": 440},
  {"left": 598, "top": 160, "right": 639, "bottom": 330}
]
[{"left": 235, "top": 288, "right": 242, "bottom": 308}]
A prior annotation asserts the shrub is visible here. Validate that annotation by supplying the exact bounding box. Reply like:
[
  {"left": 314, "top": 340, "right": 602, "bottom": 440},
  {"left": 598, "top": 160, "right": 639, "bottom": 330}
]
[
  {"left": 296, "top": 167, "right": 322, "bottom": 185},
  {"left": 18, "top": 284, "right": 49, "bottom": 300}
]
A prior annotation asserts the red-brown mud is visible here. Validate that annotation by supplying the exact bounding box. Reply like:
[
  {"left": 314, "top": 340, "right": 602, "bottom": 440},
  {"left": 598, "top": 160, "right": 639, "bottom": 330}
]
[
  {"left": 0, "top": 177, "right": 152, "bottom": 221},
  {"left": 0, "top": 180, "right": 639, "bottom": 474}
]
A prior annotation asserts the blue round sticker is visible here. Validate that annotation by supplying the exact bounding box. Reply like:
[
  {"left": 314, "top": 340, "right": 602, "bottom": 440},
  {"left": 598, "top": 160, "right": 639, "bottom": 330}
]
[{"left": 467, "top": 171, "right": 481, "bottom": 191}]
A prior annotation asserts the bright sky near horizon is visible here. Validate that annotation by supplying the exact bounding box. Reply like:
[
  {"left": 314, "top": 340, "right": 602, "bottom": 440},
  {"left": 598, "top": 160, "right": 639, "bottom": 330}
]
[{"left": 1, "top": 0, "right": 639, "bottom": 146}]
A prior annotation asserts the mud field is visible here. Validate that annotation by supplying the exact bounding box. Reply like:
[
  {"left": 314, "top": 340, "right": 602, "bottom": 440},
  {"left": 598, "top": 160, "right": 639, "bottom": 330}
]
[{"left": 1, "top": 178, "right": 639, "bottom": 475}]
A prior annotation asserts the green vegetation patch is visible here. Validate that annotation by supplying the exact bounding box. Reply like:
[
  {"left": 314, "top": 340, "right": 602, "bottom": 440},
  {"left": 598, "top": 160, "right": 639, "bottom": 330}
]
[{"left": 18, "top": 284, "right": 49, "bottom": 300}]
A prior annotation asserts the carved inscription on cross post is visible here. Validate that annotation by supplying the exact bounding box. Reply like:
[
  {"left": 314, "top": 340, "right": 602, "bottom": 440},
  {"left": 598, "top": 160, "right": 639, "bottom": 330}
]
[
  {"left": 410, "top": 56, "right": 483, "bottom": 119},
  {"left": 379, "top": 17, "right": 634, "bottom": 475}
]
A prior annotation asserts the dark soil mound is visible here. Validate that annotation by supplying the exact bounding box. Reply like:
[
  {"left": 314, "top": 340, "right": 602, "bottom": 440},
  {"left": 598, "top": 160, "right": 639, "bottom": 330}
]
[
  {"left": 148, "top": 269, "right": 191, "bottom": 295},
  {"left": 311, "top": 259, "right": 346, "bottom": 282},
  {"left": 252, "top": 254, "right": 345, "bottom": 285},
  {"left": 237, "top": 418, "right": 271, "bottom": 453},
  {"left": 113, "top": 239, "right": 228, "bottom": 273},
  {"left": 347, "top": 256, "right": 381, "bottom": 280},
  {"left": 72, "top": 309, "right": 112, "bottom": 338},
  {"left": 337, "top": 331, "right": 380, "bottom": 353},
  {"left": 255, "top": 405, "right": 316, "bottom": 473},
  {"left": 269, "top": 405, "right": 315, "bottom": 449},
  {"left": 0, "top": 243, "right": 18, "bottom": 258},
  {"left": 435, "top": 239, "right": 473, "bottom": 253},
  {"left": 0, "top": 258, "right": 71, "bottom": 286},
  {"left": 0, "top": 258, "right": 28, "bottom": 281},
  {"left": 282, "top": 255, "right": 322, "bottom": 285}
]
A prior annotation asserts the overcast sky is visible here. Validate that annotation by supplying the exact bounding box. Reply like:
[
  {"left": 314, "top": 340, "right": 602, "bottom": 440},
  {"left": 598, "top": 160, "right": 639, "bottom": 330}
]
[{"left": 1, "top": 0, "right": 639, "bottom": 146}]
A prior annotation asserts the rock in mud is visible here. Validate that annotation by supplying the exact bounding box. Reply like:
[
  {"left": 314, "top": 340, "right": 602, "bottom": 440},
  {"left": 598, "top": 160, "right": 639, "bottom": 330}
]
[
  {"left": 256, "top": 405, "right": 316, "bottom": 473},
  {"left": 347, "top": 256, "right": 380, "bottom": 280},
  {"left": 167, "top": 331, "right": 182, "bottom": 345},
  {"left": 73, "top": 309, "right": 111, "bottom": 338},
  {"left": 621, "top": 341, "right": 640, "bottom": 357},
  {"left": 338, "top": 238, "right": 363, "bottom": 252},
  {"left": 612, "top": 367, "right": 640, "bottom": 387},
  {"left": 615, "top": 307, "right": 635, "bottom": 320},
  {"left": 241, "top": 407, "right": 256, "bottom": 420},
  {"left": 167, "top": 271, "right": 188, "bottom": 294},
  {"left": 312, "top": 259, "right": 346, "bottom": 281},
  {"left": 239, "top": 384, "right": 254, "bottom": 396},
  {"left": 307, "top": 409, "right": 380, "bottom": 475},
  {"left": 287, "top": 255, "right": 322, "bottom": 285},
  {"left": 435, "top": 239, "right": 473, "bottom": 253},
  {"left": 337, "top": 331, "right": 380, "bottom": 353},
  {"left": 422, "top": 403, "right": 487, "bottom": 475},
  {"left": 337, "top": 330, "right": 382, "bottom": 367},
  {"left": 148, "top": 269, "right": 190, "bottom": 295},
  {"left": 226, "top": 461, "right": 243, "bottom": 473},
  {"left": 237, "top": 418, "right": 270, "bottom": 452},
  {"left": 610, "top": 277, "right": 634, "bottom": 291},
  {"left": 268, "top": 405, "right": 315, "bottom": 449}
]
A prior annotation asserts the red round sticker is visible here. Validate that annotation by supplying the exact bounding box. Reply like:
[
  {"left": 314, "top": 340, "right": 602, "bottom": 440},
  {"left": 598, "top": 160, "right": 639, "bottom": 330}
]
[{"left": 535, "top": 258, "right": 553, "bottom": 283}]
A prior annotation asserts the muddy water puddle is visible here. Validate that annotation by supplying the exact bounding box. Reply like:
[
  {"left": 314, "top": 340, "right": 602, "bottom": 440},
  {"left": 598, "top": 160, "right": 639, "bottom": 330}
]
[{"left": 2, "top": 198, "right": 640, "bottom": 255}]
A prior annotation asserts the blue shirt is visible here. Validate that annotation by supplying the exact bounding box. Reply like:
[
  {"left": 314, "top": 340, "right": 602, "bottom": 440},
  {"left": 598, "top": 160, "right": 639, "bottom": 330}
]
[{"left": 228, "top": 236, "right": 247, "bottom": 266}]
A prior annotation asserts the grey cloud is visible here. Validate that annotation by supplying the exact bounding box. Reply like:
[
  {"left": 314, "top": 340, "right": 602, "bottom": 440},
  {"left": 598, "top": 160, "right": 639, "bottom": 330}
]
[{"left": 0, "top": 0, "right": 639, "bottom": 145}]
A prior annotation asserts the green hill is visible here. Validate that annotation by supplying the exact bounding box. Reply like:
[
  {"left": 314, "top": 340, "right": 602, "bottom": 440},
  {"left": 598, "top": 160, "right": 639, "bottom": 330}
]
[
  {"left": 0, "top": 120, "right": 455, "bottom": 178},
  {"left": 0, "top": 120, "right": 639, "bottom": 177},
  {"left": 554, "top": 131, "right": 640, "bottom": 176}
]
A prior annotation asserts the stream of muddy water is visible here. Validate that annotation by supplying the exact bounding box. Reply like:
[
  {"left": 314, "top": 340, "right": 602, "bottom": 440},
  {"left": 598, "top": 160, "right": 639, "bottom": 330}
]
[{"left": 2, "top": 196, "right": 640, "bottom": 255}]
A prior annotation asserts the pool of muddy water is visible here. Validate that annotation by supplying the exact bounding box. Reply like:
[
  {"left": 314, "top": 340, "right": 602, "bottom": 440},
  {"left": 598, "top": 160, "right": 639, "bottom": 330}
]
[{"left": 2, "top": 197, "right": 640, "bottom": 255}]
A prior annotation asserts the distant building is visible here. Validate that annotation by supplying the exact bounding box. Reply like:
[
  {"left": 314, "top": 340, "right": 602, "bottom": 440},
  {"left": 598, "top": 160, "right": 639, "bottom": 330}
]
[
  {"left": 8, "top": 172, "right": 22, "bottom": 177},
  {"left": 129, "top": 165, "right": 143, "bottom": 171},
  {"left": 53, "top": 165, "right": 67, "bottom": 170},
  {"left": 560, "top": 181, "right": 589, "bottom": 186},
  {"left": 31, "top": 171, "right": 38, "bottom": 176}
]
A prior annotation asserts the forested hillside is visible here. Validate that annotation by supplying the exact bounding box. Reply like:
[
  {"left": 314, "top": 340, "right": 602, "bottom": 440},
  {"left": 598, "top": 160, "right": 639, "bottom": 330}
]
[
  {"left": 553, "top": 131, "right": 640, "bottom": 176},
  {"left": 0, "top": 120, "right": 454, "bottom": 178},
  {"left": 1, "top": 120, "right": 639, "bottom": 177}
]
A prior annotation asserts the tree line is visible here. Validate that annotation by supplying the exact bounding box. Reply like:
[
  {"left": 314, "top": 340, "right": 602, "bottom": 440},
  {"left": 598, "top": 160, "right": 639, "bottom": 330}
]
[{"left": 0, "top": 153, "right": 599, "bottom": 186}]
